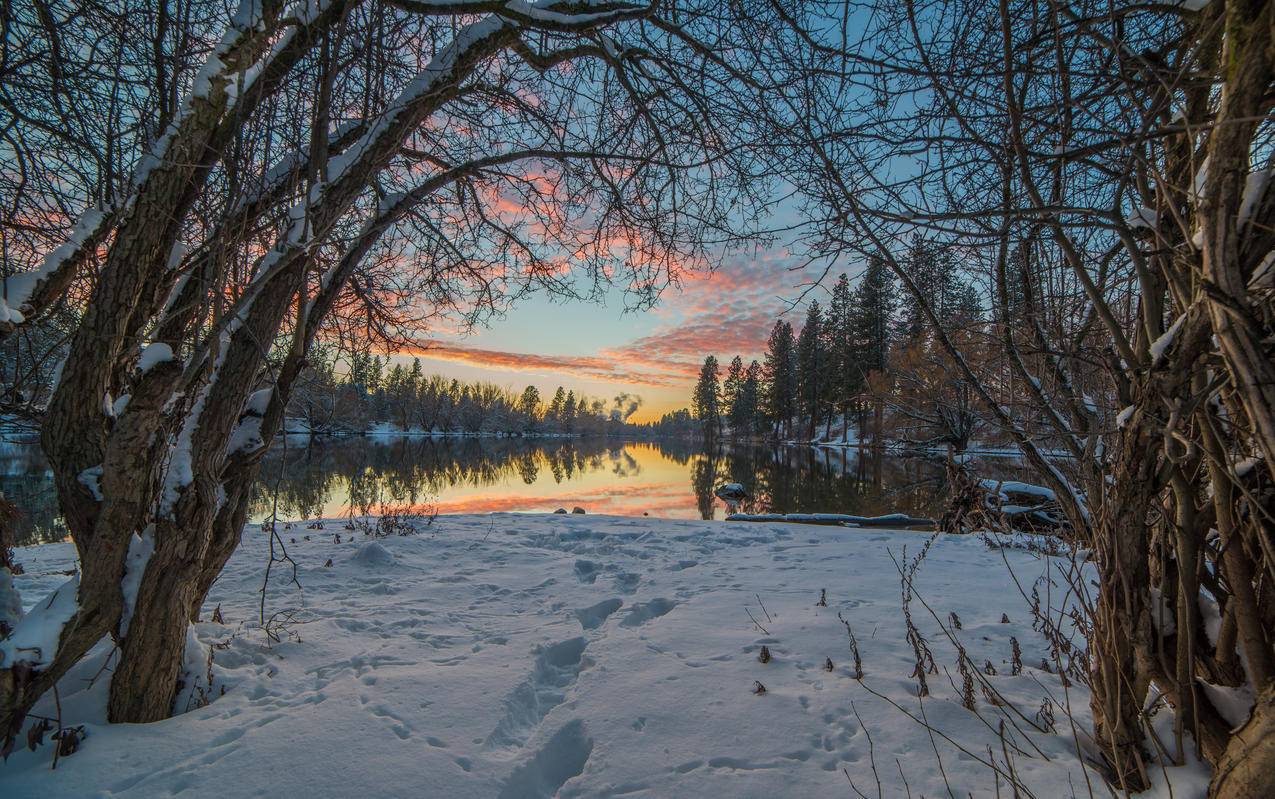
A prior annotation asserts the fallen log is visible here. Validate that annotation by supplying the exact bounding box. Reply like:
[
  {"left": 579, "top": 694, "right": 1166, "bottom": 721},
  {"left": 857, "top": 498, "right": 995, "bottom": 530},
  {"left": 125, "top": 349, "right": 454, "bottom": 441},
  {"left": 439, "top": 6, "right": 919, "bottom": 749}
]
[{"left": 724, "top": 512, "right": 936, "bottom": 528}]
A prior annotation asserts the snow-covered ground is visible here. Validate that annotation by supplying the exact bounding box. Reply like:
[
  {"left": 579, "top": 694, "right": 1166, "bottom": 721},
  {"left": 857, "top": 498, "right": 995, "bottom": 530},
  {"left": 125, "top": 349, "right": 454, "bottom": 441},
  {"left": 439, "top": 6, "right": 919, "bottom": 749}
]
[{"left": 3, "top": 515, "right": 1204, "bottom": 798}]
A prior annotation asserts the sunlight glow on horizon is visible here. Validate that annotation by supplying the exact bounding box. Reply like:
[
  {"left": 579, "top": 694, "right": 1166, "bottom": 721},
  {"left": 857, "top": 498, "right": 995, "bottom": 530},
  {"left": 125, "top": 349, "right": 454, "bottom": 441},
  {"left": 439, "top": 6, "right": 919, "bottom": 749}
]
[{"left": 372, "top": 246, "right": 818, "bottom": 423}]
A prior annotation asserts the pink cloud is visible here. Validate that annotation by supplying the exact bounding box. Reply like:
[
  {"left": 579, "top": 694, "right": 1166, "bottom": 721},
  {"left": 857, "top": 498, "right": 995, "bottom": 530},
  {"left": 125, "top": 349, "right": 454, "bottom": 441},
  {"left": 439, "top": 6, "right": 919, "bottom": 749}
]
[
  {"left": 398, "top": 247, "right": 816, "bottom": 392},
  {"left": 401, "top": 341, "right": 688, "bottom": 388}
]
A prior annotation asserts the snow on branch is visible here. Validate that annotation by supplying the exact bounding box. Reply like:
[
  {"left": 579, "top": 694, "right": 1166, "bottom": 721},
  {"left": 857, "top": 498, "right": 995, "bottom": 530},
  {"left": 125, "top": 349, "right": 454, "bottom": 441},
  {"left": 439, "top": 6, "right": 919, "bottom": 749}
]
[
  {"left": 0, "top": 209, "right": 109, "bottom": 327},
  {"left": 1149, "top": 312, "right": 1185, "bottom": 364},
  {"left": 119, "top": 529, "right": 156, "bottom": 637},
  {"left": 0, "top": 574, "right": 80, "bottom": 670}
]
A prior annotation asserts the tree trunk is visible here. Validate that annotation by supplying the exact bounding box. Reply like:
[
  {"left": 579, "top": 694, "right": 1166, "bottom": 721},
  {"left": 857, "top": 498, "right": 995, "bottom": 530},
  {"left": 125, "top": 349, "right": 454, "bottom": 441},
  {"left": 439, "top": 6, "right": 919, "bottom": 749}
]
[
  {"left": 108, "top": 514, "right": 214, "bottom": 722},
  {"left": 1087, "top": 423, "right": 1161, "bottom": 793},
  {"left": 1209, "top": 686, "right": 1275, "bottom": 798},
  {"left": 871, "top": 399, "right": 883, "bottom": 451}
]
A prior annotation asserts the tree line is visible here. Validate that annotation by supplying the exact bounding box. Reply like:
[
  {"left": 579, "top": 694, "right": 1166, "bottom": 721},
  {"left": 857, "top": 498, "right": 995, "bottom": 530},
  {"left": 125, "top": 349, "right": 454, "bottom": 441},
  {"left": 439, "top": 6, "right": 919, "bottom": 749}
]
[
  {"left": 285, "top": 349, "right": 645, "bottom": 437},
  {"left": 692, "top": 237, "right": 986, "bottom": 448}
]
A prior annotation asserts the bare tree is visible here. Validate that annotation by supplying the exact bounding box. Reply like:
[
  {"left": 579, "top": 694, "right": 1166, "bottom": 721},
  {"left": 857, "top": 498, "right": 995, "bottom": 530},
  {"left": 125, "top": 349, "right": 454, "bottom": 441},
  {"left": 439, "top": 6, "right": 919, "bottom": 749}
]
[
  {"left": 0, "top": 0, "right": 774, "bottom": 742},
  {"left": 768, "top": 0, "right": 1275, "bottom": 795}
]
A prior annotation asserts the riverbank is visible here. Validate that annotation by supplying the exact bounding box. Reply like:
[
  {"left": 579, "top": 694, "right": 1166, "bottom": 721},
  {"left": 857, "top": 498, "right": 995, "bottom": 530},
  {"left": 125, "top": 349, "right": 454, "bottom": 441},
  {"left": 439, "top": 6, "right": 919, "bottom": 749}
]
[{"left": 1, "top": 514, "right": 1201, "bottom": 797}]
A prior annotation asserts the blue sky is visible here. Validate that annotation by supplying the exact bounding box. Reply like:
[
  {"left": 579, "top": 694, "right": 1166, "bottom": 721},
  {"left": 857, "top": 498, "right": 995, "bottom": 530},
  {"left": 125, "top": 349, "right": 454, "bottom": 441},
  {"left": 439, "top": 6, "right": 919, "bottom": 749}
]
[{"left": 389, "top": 236, "right": 828, "bottom": 422}]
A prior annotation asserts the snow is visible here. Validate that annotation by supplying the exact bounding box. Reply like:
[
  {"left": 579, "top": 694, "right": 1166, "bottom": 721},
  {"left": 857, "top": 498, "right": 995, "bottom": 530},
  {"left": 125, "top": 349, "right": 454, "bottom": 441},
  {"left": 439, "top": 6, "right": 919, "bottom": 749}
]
[
  {"left": 1238, "top": 169, "right": 1270, "bottom": 228},
  {"left": 1117, "top": 404, "right": 1137, "bottom": 428},
  {"left": 162, "top": 327, "right": 236, "bottom": 515},
  {"left": 0, "top": 566, "right": 21, "bottom": 637},
  {"left": 324, "top": 16, "right": 507, "bottom": 184},
  {"left": 0, "top": 208, "right": 106, "bottom": 324},
  {"left": 1191, "top": 156, "right": 1210, "bottom": 204},
  {"left": 1198, "top": 680, "right": 1254, "bottom": 730},
  {"left": 174, "top": 624, "right": 213, "bottom": 715},
  {"left": 350, "top": 540, "right": 396, "bottom": 567},
  {"left": 1126, "top": 205, "right": 1157, "bottom": 229},
  {"left": 0, "top": 572, "right": 79, "bottom": 669},
  {"left": 244, "top": 387, "right": 272, "bottom": 415},
  {"left": 0, "top": 514, "right": 1162, "bottom": 797},
  {"left": 1234, "top": 454, "right": 1263, "bottom": 478},
  {"left": 138, "top": 342, "right": 175, "bottom": 372},
  {"left": 77, "top": 465, "right": 104, "bottom": 502},
  {"left": 725, "top": 511, "right": 934, "bottom": 527},
  {"left": 166, "top": 241, "right": 187, "bottom": 271},
  {"left": 1200, "top": 591, "right": 1222, "bottom": 648},
  {"left": 119, "top": 528, "right": 156, "bottom": 637},
  {"left": 1149, "top": 312, "right": 1186, "bottom": 364},
  {"left": 978, "top": 479, "right": 1058, "bottom": 502},
  {"left": 227, "top": 414, "right": 265, "bottom": 454},
  {"left": 1149, "top": 586, "right": 1177, "bottom": 636}
]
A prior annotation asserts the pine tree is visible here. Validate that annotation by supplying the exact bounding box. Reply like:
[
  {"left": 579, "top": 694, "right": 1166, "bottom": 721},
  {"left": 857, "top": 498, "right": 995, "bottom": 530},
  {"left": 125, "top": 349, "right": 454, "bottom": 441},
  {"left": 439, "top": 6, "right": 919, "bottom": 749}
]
[
  {"left": 851, "top": 255, "right": 897, "bottom": 445},
  {"left": 692, "top": 355, "right": 722, "bottom": 438},
  {"left": 547, "top": 386, "right": 566, "bottom": 427},
  {"left": 349, "top": 351, "right": 369, "bottom": 391},
  {"left": 409, "top": 357, "right": 424, "bottom": 387},
  {"left": 795, "top": 300, "right": 824, "bottom": 440},
  {"left": 852, "top": 255, "right": 896, "bottom": 375},
  {"left": 736, "top": 360, "right": 763, "bottom": 438},
  {"left": 900, "top": 235, "right": 959, "bottom": 343},
  {"left": 824, "top": 274, "right": 857, "bottom": 437},
  {"left": 562, "top": 390, "right": 577, "bottom": 432},
  {"left": 518, "top": 385, "right": 541, "bottom": 432},
  {"left": 949, "top": 281, "right": 983, "bottom": 325},
  {"left": 723, "top": 356, "right": 744, "bottom": 435},
  {"left": 763, "top": 320, "right": 796, "bottom": 439}
]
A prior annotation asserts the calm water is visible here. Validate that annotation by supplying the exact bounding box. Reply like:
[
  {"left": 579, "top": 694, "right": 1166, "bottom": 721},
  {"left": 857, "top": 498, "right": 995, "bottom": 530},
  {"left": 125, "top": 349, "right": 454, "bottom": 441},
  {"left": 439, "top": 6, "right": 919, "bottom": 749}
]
[{"left": 1, "top": 435, "right": 972, "bottom": 546}]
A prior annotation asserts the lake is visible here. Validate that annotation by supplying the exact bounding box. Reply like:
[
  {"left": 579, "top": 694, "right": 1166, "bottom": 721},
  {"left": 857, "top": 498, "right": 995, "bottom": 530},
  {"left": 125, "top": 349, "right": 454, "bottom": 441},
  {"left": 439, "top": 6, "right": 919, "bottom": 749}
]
[{"left": 1, "top": 435, "right": 977, "bottom": 546}]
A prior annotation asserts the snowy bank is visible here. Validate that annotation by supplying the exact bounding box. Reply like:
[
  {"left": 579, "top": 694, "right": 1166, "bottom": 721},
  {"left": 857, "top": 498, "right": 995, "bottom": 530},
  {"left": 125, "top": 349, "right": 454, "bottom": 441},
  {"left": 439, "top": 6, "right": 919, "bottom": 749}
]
[{"left": 2, "top": 515, "right": 1202, "bottom": 798}]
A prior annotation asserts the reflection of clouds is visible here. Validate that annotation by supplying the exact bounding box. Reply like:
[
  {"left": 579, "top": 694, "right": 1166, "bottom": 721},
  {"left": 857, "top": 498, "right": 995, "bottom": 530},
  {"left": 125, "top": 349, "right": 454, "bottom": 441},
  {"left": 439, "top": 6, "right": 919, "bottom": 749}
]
[
  {"left": 240, "top": 437, "right": 974, "bottom": 525},
  {"left": 414, "top": 480, "right": 690, "bottom": 516}
]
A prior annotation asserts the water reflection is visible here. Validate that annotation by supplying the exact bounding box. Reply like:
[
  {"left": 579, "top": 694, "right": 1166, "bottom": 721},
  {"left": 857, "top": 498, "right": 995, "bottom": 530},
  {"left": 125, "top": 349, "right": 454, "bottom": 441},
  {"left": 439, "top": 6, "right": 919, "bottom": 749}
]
[{"left": 3, "top": 435, "right": 987, "bottom": 546}]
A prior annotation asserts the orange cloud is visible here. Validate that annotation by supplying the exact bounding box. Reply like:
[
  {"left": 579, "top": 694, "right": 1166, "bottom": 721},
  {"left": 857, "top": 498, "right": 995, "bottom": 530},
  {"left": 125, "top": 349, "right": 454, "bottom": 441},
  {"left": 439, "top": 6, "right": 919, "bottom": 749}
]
[{"left": 402, "top": 340, "right": 688, "bottom": 388}]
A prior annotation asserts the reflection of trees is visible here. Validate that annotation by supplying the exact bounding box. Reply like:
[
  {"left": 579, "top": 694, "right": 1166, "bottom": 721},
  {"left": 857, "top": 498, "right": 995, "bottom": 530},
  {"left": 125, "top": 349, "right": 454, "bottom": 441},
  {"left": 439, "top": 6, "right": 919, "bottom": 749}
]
[
  {"left": 637, "top": 438, "right": 697, "bottom": 466},
  {"left": 247, "top": 436, "right": 646, "bottom": 519},
  {"left": 516, "top": 451, "right": 539, "bottom": 485},
  {"left": 690, "top": 445, "right": 720, "bottom": 520},
  {"left": 705, "top": 444, "right": 956, "bottom": 519},
  {"left": 5, "top": 433, "right": 1023, "bottom": 544}
]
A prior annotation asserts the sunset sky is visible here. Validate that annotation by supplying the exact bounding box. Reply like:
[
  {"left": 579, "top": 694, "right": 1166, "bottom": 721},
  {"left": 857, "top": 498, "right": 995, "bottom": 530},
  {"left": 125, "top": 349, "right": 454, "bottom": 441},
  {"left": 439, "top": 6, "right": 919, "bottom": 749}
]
[{"left": 389, "top": 239, "right": 830, "bottom": 423}]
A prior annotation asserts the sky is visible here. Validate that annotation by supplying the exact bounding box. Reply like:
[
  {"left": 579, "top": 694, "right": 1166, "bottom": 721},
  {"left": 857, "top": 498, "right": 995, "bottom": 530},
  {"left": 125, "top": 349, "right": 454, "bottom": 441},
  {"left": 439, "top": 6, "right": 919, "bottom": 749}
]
[{"left": 387, "top": 239, "right": 829, "bottom": 423}]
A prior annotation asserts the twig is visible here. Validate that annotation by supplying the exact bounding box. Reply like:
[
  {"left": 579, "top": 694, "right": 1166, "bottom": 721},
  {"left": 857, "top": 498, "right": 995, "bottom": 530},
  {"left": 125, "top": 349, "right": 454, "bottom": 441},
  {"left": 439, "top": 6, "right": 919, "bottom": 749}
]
[
  {"left": 745, "top": 606, "right": 770, "bottom": 635},
  {"left": 755, "top": 593, "right": 773, "bottom": 623},
  {"left": 916, "top": 691, "right": 957, "bottom": 799},
  {"left": 850, "top": 700, "right": 883, "bottom": 798},
  {"left": 49, "top": 684, "right": 61, "bottom": 770}
]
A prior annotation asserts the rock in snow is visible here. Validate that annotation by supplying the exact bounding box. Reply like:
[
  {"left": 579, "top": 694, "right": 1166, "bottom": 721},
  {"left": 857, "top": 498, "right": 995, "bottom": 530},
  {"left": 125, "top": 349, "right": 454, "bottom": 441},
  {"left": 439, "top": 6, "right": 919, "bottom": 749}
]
[
  {"left": 2, "top": 514, "right": 1207, "bottom": 798},
  {"left": 714, "top": 482, "right": 749, "bottom": 500}
]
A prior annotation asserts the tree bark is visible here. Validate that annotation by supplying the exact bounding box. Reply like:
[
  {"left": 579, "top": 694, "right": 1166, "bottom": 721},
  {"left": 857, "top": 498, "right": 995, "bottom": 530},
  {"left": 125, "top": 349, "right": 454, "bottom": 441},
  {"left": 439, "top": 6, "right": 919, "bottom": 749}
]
[{"left": 1209, "top": 686, "right": 1275, "bottom": 799}]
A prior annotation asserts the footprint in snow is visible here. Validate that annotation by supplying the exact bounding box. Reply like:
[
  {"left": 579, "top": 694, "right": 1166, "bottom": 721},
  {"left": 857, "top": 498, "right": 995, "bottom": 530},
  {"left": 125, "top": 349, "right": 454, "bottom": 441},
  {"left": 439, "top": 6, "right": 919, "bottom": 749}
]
[
  {"left": 619, "top": 598, "right": 677, "bottom": 628},
  {"left": 574, "top": 598, "right": 623, "bottom": 630}
]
